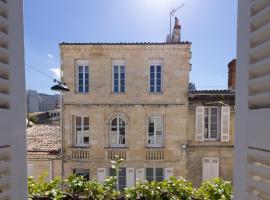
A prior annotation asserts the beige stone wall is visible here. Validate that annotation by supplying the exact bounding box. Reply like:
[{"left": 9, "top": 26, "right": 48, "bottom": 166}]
[
  {"left": 186, "top": 100, "right": 235, "bottom": 187},
  {"left": 63, "top": 105, "right": 188, "bottom": 178},
  {"left": 27, "top": 156, "right": 62, "bottom": 181},
  {"left": 61, "top": 44, "right": 191, "bottom": 180},
  {"left": 60, "top": 44, "right": 191, "bottom": 105}
]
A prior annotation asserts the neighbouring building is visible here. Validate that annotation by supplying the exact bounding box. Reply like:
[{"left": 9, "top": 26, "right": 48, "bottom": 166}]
[
  {"left": 60, "top": 18, "right": 192, "bottom": 188},
  {"left": 39, "top": 93, "right": 60, "bottom": 112},
  {"left": 26, "top": 89, "right": 60, "bottom": 113},
  {"left": 26, "top": 89, "right": 40, "bottom": 113},
  {"left": 0, "top": 0, "right": 28, "bottom": 199},
  {"left": 186, "top": 60, "right": 236, "bottom": 187},
  {"left": 235, "top": 1, "right": 270, "bottom": 199},
  {"left": 27, "top": 125, "right": 62, "bottom": 181}
]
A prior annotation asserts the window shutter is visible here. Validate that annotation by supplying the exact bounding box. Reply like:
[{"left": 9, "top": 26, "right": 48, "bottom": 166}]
[
  {"left": 221, "top": 106, "right": 230, "bottom": 142},
  {"left": 195, "top": 106, "right": 205, "bottom": 141},
  {"left": 202, "top": 158, "right": 211, "bottom": 181},
  {"left": 211, "top": 158, "right": 219, "bottom": 178},
  {"left": 164, "top": 168, "right": 173, "bottom": 180},
  {"left": 126, "top": 168, "right": 135, "bottom": 187},
  {"left": 97, "top": 168, "right": 106, "bottom": 183},
  {"left": 136, "top": 168, "right": 145, "bottom": 182}
]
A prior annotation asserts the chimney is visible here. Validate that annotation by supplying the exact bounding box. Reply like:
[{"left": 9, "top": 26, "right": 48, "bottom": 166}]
[
  {"left": 228, "top": 59, "right": 236, "bottom": 89},
  {"left": 166, "top": 17, "right": 181, "bottom": 43}
]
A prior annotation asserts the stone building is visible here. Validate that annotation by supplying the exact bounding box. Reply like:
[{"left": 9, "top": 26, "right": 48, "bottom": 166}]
[
  {"left": 60, "top": 18, "right": 192, "bottom": 188},
  {"left": 187, "top": 89, "right": 235, "bottom": 187},
  {"left": 186, "top": 59, "right": 236, "bottom": 187},
  {"left": 27, "top": 125, "right": 62, "bottom": 181}
]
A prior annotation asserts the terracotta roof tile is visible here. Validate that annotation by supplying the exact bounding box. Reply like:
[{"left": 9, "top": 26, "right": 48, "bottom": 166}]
[{"left": 27, "top": 125, "right": 61, "bottom": 153}]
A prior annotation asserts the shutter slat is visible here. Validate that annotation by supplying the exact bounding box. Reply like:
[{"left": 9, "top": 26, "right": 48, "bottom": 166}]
[
  {"left": 251, "top": 0, "right": 270, "bottom": 16},
  {"left": 250, "top": 37, "right": 270, "bottom": 64},
  {"left": 195, "top": 106, "right": 204, "bottom": 142},
  {"left": 249, "top": 74, "right": 270, "bottom": 95},
  {"left": 249, "top": 56, "right": 270, "bottom": 79},
  {"left": 250, "top": 21, "right": 270, "bottom": 48},
  {"left": 250, "top": 4, "right": 270, "bottom": 31},
  {"left": 249, "top": 91, "right": 270, "bottom": 109}
]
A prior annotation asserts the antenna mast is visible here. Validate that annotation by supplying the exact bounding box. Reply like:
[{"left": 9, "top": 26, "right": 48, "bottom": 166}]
[{"left": 170, "top": 4, "right": 185, "bottom": 34}]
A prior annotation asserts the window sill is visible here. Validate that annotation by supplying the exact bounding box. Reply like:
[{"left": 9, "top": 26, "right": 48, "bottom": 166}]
[
  {"left": 145, "top": 146, "right": 165, "bottom": 149},
  {"left": 105, "top": 146, "right": 128, "bottom": 149},
  {"left": 72, "top": 146, "right": 90, "bottom": 149}
]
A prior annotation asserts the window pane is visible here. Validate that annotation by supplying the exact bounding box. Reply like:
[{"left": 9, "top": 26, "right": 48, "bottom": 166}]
[
  {"left": 156, "top": 79, "right": 161, "bottom": 86},
  {"left": 156, "top": 86, "right": 161, "bottom": 92},
  {"left": 114, "top": 80, "right": 119, "bottom": 86},
  {"left": 150, "top": 86, "right": 155, "bottom": 92},
  {"left": 114, "top": 85, "right": 119, "bottom": 93},
  {"left": 146, "top": 168, "right": 154, "bottom": 182},
  {"left": 83, "top": 136, "right": 89, "bottom": 144},
  {"left": 156, "top": 65, "right": 161, "bottom": 73},
  {"left": 120, "top": 86, "right": 125, "bottom": 93},
  {"left": 155, "top": 168, "right": 163, "bottom": 182},
  {"left": 150, "top": 79, "right": 155, "bottom": 86},
  {"left": 79, "top": 66, "right": 83, "bottom": 72},
  {"left": 156, "top": 72, "right": 161, "bottom": 79},
  {"left": 84, "top": 117, "right": 89, "bottom": 130},
  {"left": 211, "top": 108, "right": 218, "bottom": 115},
  {"left": 120, "top": 80, "right": 125, "bottom": 86},
  {"left": 150, "top": 73, "right": 155, "bottom": 79},
  {"left": 114, "top": 73, "right": 118, "bottom": 79},
  {"left": 120, "top": 73, "right": 125, "bottom": 79},
  {"left": 79, "top": 74, "right": 83, "bottom": 79},
  {"left": 150, "top": 66, "right": 155, "bottom": 73},
  {"left": 120, "top": 66, "right": 125, "bottom": 73},
  {"left": 114, "top": 66, "right": 118, "bottom": 73},
  {"left": 85, "top": 66, "right": 89, "bottom": 73},
  {"left": 118, "top": 168, "right": 126, "bottom": 190},
  {"left": 109, "top": 168, "right": 116, "bottom": 176}
]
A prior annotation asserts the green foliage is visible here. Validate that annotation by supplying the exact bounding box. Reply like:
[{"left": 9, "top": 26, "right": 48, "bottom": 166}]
[
  {"left": 28, "top": 174, "right": 233, "bottom": 200},
  {"left": 195, "top": 178, "right": 233, "bottom": 200}
]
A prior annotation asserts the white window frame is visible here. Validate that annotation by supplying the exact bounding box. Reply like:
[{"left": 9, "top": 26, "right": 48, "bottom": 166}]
[
  {"left": 204, "top": 106, "right": 220, "bottom": 141},
  {"left": 202, "top": 157, "right": 219, "bottom": 181},
  {"left": 76, "top": 60, "right": 89, "bottom": 93},
  {"left": 110, "top": 117, "right": 126, "bottom": 147},
  {"left": 74, "top": 116, "right": 90, "bottom": 147},
  {"left": 146, "top": 168, "right": 164, "bottom": 182},
  {"left": 147, "top": 116, "right": 164, "bottom": 147},
  {"left": 112, "top": 60, "right": 126, "bottom": 93},
  {"left": 149, "top": 60, "right": 163, "bottom": 93}
]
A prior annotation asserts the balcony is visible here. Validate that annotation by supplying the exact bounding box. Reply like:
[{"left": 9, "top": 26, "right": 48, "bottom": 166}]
[
  {"left": 70, "top": 148, "right": 90, "bottom": 160},
  {"left": 145, "top": 148, "right": 164, "bottom": 160},
  {"left": 106, "top": 148, "right": 127, "bottom": 160}
]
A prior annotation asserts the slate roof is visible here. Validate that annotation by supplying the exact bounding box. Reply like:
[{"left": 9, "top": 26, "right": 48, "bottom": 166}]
[
  {"left": 27, "top": 125, "right": 61, "bottom": 154},
  {"left": 59, "top": 42, "right": 191, "bottom": 45}
]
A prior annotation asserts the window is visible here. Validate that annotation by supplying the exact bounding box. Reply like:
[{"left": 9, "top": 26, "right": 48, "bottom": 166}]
[
  {"left": 76, "top": 61, "right": 89, "bottom": 93},
  {"left": 74, "top": 116, "right": 90, "bottom": 147},
  {"left": 73, "top": 169, "right": 90, "bottom": 181},
  {"left": 113, "top": 65, "right": 125, "bottom": 93},
  {"left": 109, "top": 167, "right": 126, "bottom": 190},
  {"left": 146, "top": 168, "right": 163, "bottom": 182},
  {"left": 204, "top": 107, "right": 219, "bottom": 140},
  {"left": 150, "top": 64, "right": 162, "bottom": 93},
  {"left": 110, "top": 117, "right": 126, "bottom": 146},
  {"left": 148, "top": 116, "right": 164, "bottom": 147}
]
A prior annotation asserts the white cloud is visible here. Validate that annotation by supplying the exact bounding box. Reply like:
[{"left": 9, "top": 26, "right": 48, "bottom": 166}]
[
  {"left": 48, "top": 54, "right": 54, "bottom": 59},
  {"left": 50, "top": 68, "right": 60, "bottom": 79}
]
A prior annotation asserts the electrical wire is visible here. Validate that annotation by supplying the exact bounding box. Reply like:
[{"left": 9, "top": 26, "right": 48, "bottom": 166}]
[{"left": 26, "top": 63, "right": 57, "bottom": 82}]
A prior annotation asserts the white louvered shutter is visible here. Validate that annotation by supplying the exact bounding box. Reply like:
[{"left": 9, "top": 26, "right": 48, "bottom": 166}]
[
  {"left": 136, "top": 168, "right": 145, "bottom": 182},
  {"left": 221, "top": 106, "right": 230, "bottom": 142},
  {"left": 126, "top": 168, "right": 135, "bottom": 187},
  {"left": 202, "top": 158, "right": 211, "bottom": 181},
  {"left": 211, "top": 158, "right": 219, "bottom": 178},
  {"left": 235, "top": 1, "right": 270, "bottom": 199},
  {"left": 195, "top": 106, "right": 204, "bottom": 141},
  {"left": 0, "top": 1, "right": 27, "bottom": 199},
  {"left": 97, "top": 168, "right": 106, "bottom": 183},
  {"left": 164, "top": 168, "right": 173, "bottom": 180}
]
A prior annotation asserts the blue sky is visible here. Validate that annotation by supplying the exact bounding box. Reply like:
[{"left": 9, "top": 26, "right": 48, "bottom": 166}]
[{"left": 24, "top": 0, "right": 237, "bottom": 94}]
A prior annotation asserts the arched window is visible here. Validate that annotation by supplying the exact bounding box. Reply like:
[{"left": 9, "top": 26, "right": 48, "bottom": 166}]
[{"left": 110, "top": 117, "right": 126, "bottom": 146}]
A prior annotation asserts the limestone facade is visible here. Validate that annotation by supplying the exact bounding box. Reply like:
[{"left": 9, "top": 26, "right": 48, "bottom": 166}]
[{"left": 60, "top": 43, "right": 192, "bottom": 185}]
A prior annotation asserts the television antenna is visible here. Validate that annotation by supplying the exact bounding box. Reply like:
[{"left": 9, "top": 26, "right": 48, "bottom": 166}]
[{"left": 170, "top": 4, "right": 185, "bottom": 34}]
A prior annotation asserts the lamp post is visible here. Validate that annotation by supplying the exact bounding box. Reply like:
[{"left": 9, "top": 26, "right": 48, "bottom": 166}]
[{"left": 51, "top": 80, "right": 69, "bottom": 179}]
